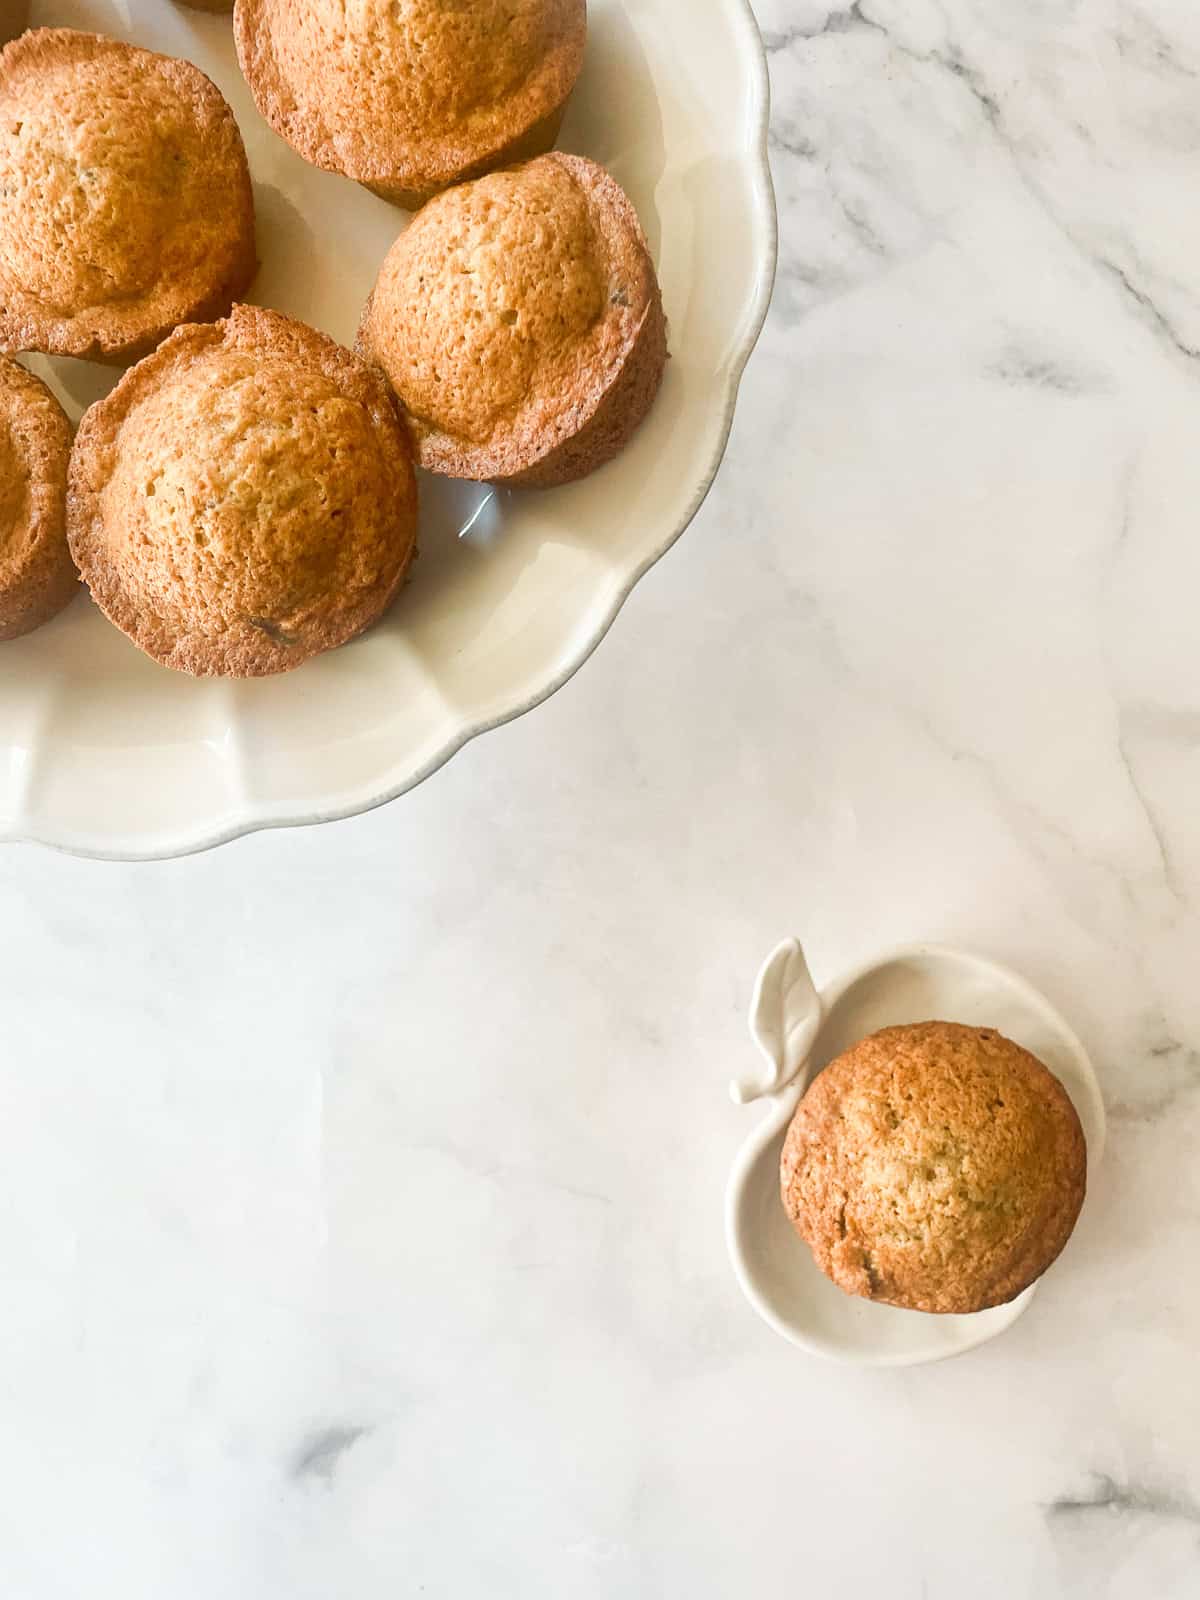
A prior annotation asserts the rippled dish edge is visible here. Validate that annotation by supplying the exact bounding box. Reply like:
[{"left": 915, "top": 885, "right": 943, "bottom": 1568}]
[{"left": 9, "top": 0, "right": 779, "bottom": 861}]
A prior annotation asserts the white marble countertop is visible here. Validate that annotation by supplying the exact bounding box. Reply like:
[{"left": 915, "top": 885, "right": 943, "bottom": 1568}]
[{"left": 4, "top": 0, "right": 1200, "bottom": 1593}]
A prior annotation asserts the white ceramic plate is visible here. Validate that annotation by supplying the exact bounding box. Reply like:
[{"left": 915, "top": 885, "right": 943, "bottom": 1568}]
[
  {"left": 726, "top": 941, "right": 1106, "bottom": 1366},
  {"left": 1, "top": 0, "right": 775, "bottom": 859}
]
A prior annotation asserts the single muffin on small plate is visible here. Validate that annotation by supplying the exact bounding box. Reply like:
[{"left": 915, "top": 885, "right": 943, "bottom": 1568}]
[
  {"left": 358, "top": 152, "right": 667, "bottom": 487},
  {"left": 0, "top": 355, "right": 76, "bottom": 641},
  {"left": 0, "top": 29, "right": 256, "bottom": 364},
  {"left": 67, "top": 305, "right": 418, "bottom": 678},
  {"left": 780, "top": 1021, "right": 1087, "bottom": 1314},
  {"left": 234, "top": 0, "right": 585, "bottom": 209}
]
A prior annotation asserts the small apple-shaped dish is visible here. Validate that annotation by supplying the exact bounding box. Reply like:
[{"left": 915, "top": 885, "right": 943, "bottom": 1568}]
[{"left": 725, "top": 940, "right": 1106, "bottom": 1366}]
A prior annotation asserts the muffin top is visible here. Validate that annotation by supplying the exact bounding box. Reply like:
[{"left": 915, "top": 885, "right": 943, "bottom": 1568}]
[
  {"left": 235, "top": 0, "right": 585, "bottom": 196},
  {"left": 780, "top": 1022, "right": 1087, "bottom": 1314},
  {"left": 359, "top": 152, "right": 662, "bottom": 480},
  {"left": 0, "top": 29, "right": 256, "bottom": 362},
  {"left": 0, "top": 354, "right": 75, "bottom": 640},
  {"left": 68, "top": 305, "right": 418, "bottom": 677}
]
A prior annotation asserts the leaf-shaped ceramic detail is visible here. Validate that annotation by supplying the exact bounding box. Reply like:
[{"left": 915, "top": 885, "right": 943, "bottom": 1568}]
[{"left": 733, "top": 937, "right": 823, "bottom": 1104}]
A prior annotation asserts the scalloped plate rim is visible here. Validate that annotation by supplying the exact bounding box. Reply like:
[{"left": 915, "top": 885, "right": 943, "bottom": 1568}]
[{"left": 2, "top": 0, "right": 777, "bottom": 862}]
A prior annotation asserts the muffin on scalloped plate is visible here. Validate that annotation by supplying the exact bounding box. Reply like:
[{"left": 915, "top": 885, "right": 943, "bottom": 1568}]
[
  {"left": 0, "top": 28, "right": 256, "bottom": 364},
  {"left": 0, "top": 354, "right": 76, "bottom": 641},
  {"left": 358, "top": 152, "right": 667, "bottom": 487},
  {"left": 234, "top": 0, "right": 586, "bottom": 209},
  {"left": 67, "top": 305, "right": 418, "bottom": 678}
]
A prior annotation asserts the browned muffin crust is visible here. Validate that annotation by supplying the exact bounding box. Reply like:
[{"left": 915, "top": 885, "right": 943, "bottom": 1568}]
[
  {"left": 234, "top": 0, "right": 586, "bottom": 208},
  {"left": 0, "top": 355, "right": 76, "bottom": 640},
  {"left": 780, "top": 1022, "right": 1087, "bottom": 1315},
  {"left": 358, "top": 153, "right": 667, "bottom": 487},
  {"left": 67, "top": 305, "right": 418, "bottom": 678},
  {"left": 0, "top": 29, "right": 257, "bottom": 364},
  {"left": 1, "top": 3, "right": 30, "bottom": 47}
]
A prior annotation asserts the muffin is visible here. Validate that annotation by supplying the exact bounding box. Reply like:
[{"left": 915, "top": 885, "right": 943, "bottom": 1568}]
[
  {"left": 358, "top": 153, "right": 667, "bottom": 487},
  {"left": 234, "top": 0, "right": 586, "bottom": 208},
  {"left": 67, "top": 305, "right": 418, "bottom": 677},
  {"left": 1, "top": 3, "right": 29, "bottom": 47},
  {"left": 0, "top": 355, "right": 76, "bottom": 640},
  {"left": 0, "top": 29, "right": 256, "bottom": 364},
  {"left": 780, "top": 1023, "right": 1087, "bottom": 1314}
]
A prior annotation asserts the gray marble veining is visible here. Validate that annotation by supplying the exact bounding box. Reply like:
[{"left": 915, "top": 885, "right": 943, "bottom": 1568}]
[{"left": 1, "top": 0, "right": 1199, "bottom": 1595}]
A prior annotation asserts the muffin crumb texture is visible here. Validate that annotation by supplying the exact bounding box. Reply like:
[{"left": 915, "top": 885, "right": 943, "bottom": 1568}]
[{"left": 780, "top": 1022, "right": 1087, "bottom": 1314}]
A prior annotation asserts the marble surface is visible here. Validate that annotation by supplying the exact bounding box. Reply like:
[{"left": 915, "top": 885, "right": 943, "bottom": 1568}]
[{"left": 3, "top": 0, "right": 1200, "bottom": 1593}]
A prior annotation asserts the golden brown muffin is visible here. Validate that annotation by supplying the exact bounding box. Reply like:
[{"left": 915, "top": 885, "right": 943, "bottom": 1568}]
[
  {"left": 1, "top": 2, "right": 30, "bottom": 47},
  {"left": 0, "top": 29, "right": 256, "bottom": 365},
  {"left": 234, "top": 0, "right": 586, "bottom": 208},
  {"left": 780, "top": 1023, "right": 1087, "bottom": 1315},
  {"left": 67, "top": 305, "right": 418, "bottom": 678},
  {"left": 358, "top": 153, "right": 667, "bottom": 487},
  {"left": 0, "top": 355, "right": 76, "bottom": 640}
]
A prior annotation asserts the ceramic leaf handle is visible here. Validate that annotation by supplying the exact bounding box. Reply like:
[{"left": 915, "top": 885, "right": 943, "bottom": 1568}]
[{"left": 731, "top": 937, "right": 823, "bottom": 1104}]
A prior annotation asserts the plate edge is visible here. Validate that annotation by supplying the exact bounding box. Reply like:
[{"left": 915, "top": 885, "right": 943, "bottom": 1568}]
[{"left": 5, "top": 0, "right": 780, "bottom": 863}]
